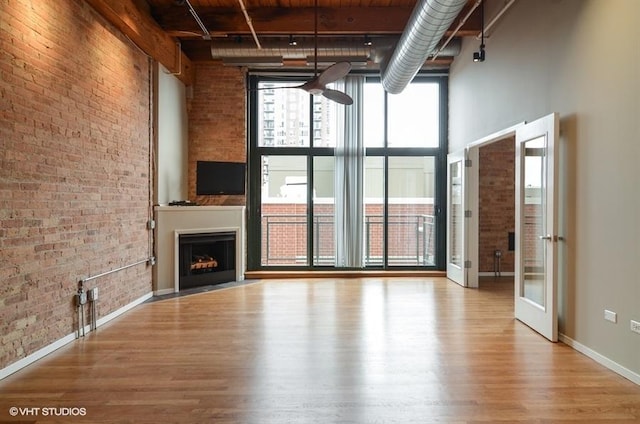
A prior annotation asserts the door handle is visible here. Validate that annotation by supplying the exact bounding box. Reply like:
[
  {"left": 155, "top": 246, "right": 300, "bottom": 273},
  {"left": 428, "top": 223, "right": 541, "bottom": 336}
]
[{"left": 539, "top": 235, "right": 553, "bottom": 240}]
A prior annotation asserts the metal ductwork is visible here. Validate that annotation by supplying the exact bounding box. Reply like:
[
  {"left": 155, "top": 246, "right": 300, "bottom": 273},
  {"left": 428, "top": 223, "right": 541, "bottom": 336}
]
[
  {"left": 212, "top": 38, "right": 381, "bottom": 60},
  {"left": 211, "top": 37, "right": 461, "bottom": 68},
  {"left": 380, "top": 0, "right": 467, "bottom": 94}
]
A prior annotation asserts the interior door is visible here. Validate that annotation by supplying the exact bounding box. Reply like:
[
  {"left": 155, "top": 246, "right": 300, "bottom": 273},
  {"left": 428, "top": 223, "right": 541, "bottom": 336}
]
[
  {"left": 446, "top": 149, "right": 467, "bottom": 286},
  {"left": 514, "top": 113, "right": 559, "bottom": 342}
]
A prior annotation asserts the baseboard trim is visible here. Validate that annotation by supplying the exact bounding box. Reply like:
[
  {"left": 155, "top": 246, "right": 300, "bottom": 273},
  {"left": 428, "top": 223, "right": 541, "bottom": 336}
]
[
  {"left": 560, "top": 333, "right": 640, "bottom": 386},
  {"left": 0, "top": 291, "right": 153, "bottom": 381},
  {"left": 95, "top": 292, "right": 153, "bottom": 328},
  {"left": 154, "top": 288, "right": 175, "bottom": 296}
]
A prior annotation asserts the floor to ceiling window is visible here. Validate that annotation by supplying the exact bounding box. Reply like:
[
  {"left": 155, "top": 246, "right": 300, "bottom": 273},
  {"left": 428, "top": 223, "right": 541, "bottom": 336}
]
[{"left": 247, "top": 74, "right": 447, "bottom": 270}]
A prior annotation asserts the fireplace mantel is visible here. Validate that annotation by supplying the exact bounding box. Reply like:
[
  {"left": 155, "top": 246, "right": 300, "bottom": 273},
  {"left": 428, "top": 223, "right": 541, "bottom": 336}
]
[{"left": 154, "top": 206, "right": 245, "bottom": 295}]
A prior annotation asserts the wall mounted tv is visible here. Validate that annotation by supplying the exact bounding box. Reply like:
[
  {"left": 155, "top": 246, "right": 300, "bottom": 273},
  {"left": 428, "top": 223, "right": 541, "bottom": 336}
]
[{"left": 196, "top": 161, "right": 246, "bottom": 195}]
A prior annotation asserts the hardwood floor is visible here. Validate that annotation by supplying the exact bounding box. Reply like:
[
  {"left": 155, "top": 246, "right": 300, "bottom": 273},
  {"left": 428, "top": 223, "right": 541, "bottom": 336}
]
[{"left": 1, "top": 277, "right": 639, "bottom": 423}]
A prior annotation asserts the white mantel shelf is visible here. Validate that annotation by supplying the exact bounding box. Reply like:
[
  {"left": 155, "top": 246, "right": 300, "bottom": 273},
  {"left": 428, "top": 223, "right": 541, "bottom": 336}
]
[{"left": 154, "top": 206, "right": 246, "bottom": 295}]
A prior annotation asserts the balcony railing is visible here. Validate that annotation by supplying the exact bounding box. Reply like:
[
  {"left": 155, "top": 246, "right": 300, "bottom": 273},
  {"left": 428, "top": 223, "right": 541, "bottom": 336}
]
[{"left": 262, "top": 214, "right": 435, "bottom": 266}]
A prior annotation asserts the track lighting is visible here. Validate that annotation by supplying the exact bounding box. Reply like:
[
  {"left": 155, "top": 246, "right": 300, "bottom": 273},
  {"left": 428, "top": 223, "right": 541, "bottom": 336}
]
[
  {"left": 288, "top": 35, "right": 297, "bottom": 46},
  {"left": 364, "top": 35, "right": 373, "bottom": 46},
  {"left": 473, "top": 45, "right": 485, "bottom": 62},
  {"left": 474, "top": 0, "right": 486, "bottom": 62}
]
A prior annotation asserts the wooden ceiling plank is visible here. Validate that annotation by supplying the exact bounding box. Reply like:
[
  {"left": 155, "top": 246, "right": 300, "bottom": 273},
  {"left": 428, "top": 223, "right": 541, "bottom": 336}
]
[
  {"left": 155, "top": 6, "right": 415, "bottom": 35},
  {"left": 86, "top": 0, "right": 194, "bottom": 85}
]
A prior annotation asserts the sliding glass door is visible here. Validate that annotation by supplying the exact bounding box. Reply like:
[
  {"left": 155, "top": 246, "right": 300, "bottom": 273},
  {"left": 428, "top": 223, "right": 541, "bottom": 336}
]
[
  {"left": 387, "top": 156, "right": 436, "bottom": 266},
  {"left": 248, "top": 75, "right": 447, "bottom": 270}
]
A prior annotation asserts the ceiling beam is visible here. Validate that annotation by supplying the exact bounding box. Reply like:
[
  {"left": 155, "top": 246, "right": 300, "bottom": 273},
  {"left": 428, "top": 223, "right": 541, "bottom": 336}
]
[
  {"left": 86, "top": 0, "right": 194, "bottom": 85},
  {"left": 154, "top": 5, "right": 481, "bottom": 38},
  {"left": 154, "top": 6, "right": 416, "bottom": 36}
]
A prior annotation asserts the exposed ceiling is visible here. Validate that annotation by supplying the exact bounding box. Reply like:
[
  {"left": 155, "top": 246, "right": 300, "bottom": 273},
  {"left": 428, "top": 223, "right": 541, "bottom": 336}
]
[
  {"left": 144, "top": 0, "right": 483, "bottom": 69},
  {"left": 86, "top": 0, "right": 488, "bottom": 86}
]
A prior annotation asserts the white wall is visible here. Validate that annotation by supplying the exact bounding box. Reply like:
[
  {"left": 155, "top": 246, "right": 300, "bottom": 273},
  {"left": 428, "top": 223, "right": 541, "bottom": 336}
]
[
  {"left": 450, "top": 0, "right": 639, "bottom": 377},
  {"left": 157, "top": 63, "right": 188, "bottom": 204}
]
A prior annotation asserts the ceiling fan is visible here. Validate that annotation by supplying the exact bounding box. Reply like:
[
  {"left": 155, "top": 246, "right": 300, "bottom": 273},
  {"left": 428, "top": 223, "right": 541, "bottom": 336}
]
[{"left": 256, "top": 0, "right": 353, "bottom": 105}]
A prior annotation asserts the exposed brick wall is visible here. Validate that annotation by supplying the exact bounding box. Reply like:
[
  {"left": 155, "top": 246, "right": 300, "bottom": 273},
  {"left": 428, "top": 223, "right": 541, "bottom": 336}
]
[
  {"left": 187, "top": 64, "right": 246, "bottom": 206},
  {"left": 478, "top": 137, "right": 515, "bottom": 273},
  {"left": 0, "top": 0, "right": 152, "bottom": 370}
]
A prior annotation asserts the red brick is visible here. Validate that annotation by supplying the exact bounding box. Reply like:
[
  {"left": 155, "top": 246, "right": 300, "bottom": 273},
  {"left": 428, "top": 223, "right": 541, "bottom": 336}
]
[
  {"left": 0, "top": 0, "right": 153, "bottom": 370},
  {"left": 478, "top": 137, "right": 515, "bottom": 272},
  {"left": 187, "top": 63, "right": 247, "bottom": 206}
]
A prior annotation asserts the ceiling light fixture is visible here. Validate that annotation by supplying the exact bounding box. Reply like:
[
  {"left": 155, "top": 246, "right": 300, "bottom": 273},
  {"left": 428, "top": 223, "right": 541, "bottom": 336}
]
[
  {"left": 473, "top": 0, "right": 485, "bottom": 62},
  {"left": 364, "top": 35, "right": 373, "bottom": 46},
  {"left": 288, "top": 35, "right": 298, "bottom": 46}
]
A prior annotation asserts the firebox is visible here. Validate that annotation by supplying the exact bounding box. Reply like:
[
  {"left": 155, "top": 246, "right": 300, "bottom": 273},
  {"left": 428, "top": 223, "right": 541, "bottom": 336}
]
[{"left": 178, "top": 232, "right": 236, "bottom": 290}]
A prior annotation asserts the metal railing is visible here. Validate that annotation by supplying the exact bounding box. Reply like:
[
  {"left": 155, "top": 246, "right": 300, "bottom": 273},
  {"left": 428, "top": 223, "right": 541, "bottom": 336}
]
[{"left": 262, "top": 213, "right": 435, "bottom": 266}]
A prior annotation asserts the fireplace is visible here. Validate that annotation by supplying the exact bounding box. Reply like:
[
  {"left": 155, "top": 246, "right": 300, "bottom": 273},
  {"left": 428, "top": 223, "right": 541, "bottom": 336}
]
[
  {"left": 155, "top": 206, "right": 245, "bottom": 295},
  {"left": 178, "top": 232, "right": 236, "bottom": 290}
]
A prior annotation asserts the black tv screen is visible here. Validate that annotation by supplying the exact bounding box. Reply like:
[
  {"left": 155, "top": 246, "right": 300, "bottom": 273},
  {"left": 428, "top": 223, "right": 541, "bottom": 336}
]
[{"left": 196, "top": 161, "right": 246, "bottom": 195}]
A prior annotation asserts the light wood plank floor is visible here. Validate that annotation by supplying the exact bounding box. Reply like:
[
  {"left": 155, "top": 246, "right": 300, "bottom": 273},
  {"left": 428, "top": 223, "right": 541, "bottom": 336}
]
[{"left": 1, "top": 277, "right": 639, "bottom": 423}]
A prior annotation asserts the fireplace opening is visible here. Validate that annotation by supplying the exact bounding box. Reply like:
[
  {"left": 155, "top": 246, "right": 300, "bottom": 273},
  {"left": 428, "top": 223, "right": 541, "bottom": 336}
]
[{"left": 178, "top": 232, "right": 236, "bottom": 290}]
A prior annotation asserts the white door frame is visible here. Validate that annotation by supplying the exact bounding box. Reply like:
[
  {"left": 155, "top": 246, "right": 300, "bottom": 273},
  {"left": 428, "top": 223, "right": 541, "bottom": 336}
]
[
  {"left": 459, "top": 116, "right": 559, "bottom": 343},
  {"left": 464, "top": 122, "right": 524, "bottom": 288},
  {"left": 466, "top": 147, "right": 479, "bottom": 288}
]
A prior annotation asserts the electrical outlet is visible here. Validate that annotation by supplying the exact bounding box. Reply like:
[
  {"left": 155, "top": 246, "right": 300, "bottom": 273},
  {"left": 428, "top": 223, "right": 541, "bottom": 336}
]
[
  {"left": 88, "top": 287, "right": 99, "bottom": 301},
  {"left": 604, "top": 309, "right": 617, "bottom": 323},
  {"left": 631, "top": 320, "right": 640, "bottom": 335}
]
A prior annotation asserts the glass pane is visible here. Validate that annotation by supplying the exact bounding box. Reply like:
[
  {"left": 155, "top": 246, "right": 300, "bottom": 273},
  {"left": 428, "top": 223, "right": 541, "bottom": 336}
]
[
  {"left": 363, "top": 81, "right": 385, "bottom": 147},
  {"left": 522, "top": 136, "right": 547, "bottom": 306},
  {"left": 261, "top": 155, "right": 308, "bottom": 266},
  {"left": 313, "top": 157, "right": 334, "bottom": 265},
  {"left": 312, "top": 88, "right": 339, "bottom": 148},
  {"left": 388, "top": 157, "right": 436, "bottom": 266},
  {"left": 388, "top": 83, "right": 439, "bottom": 148},
  {"left": 258, "top": 82, "right": 310, "bottom": 147},
  {"left": 449, "top": 160, "right": 463, "bottom": 267},
  {"left": 364, "top": 157, "right": 384, "bottom": 266}
]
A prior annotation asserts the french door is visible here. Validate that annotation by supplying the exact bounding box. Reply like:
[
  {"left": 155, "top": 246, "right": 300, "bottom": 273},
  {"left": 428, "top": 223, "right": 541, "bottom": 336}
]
[
  {"left": 514, "top": 113, "right": 559, "bottom": 342},
  {"left": 446, "top": 149, "right": 467, "bottom": 286},
  {"left": 446, "top": 148, "right": 479, "bottom": 288}
]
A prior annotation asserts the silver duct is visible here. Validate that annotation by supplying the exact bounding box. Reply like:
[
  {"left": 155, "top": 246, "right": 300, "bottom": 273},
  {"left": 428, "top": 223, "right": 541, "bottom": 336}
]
[
  {"left": 380, "top": 0, "right": 467, "bottom": 94},
  {"left": 212, "top": 38, "right": 378, "bottom": 60},
  {"left": 211, "top": 37, "right": 461, "bottom": 65}
]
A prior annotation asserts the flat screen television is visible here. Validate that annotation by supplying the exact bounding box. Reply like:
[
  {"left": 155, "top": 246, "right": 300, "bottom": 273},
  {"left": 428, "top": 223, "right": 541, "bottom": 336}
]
[{"left": 196, "top": 161, "right": 246, "bottom": 195}]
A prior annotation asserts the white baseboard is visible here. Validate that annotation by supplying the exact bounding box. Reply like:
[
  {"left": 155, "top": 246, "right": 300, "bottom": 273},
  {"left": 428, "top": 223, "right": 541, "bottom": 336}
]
[
  {"left": 560, "top": 334, "right": 640, "bottom": 386},
  {"left": 0, "top": 291, "right": 153, "bottom": 381},
  {"left": 95, "top": 292, "right": 153, "bottom": 328}
]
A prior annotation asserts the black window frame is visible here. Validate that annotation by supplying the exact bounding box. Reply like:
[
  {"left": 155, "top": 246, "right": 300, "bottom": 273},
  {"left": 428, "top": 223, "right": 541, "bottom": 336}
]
[{"left": 246, "top": 72, "right": 448, "bottom": 271}]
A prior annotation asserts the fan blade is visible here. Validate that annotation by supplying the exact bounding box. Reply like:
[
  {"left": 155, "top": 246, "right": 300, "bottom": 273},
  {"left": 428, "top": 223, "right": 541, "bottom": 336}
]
[
  {"left": 317, "top": 62, "right": 352, "bottom": 86},
  {"left": 322, "top": 89, "right": 353, "bottom": 105},
  {"left": 298, "top": 77, "right": 323, "bottom": 95}
]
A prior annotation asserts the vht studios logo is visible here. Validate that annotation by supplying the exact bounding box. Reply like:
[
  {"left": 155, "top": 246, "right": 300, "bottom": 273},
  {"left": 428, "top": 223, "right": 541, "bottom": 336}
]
[{"left": 9, "top": 406, "right": 87, "bottom": 417}]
